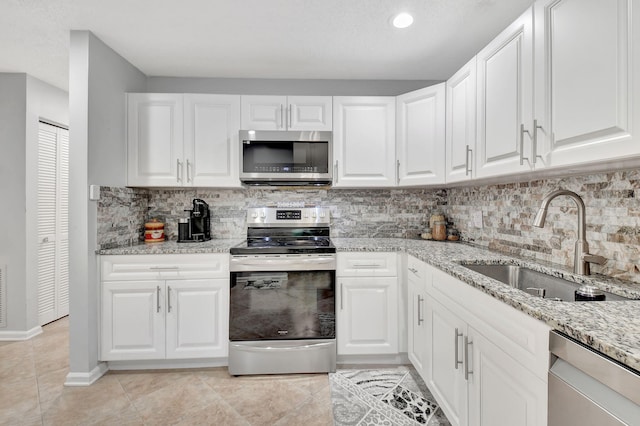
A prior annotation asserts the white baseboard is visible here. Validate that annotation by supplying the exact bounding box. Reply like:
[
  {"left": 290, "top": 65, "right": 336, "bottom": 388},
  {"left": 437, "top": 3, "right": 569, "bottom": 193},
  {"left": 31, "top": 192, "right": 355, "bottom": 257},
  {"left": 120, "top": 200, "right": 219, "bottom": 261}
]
[
  {"left": 0, "top": 326, "right": 43, "bottom": 341},
  {"left": 64, "top": 362, "right": 109, "bottom": 386},
  {"left": 107, "top": 358, "right": 228, "bottom": 371}
]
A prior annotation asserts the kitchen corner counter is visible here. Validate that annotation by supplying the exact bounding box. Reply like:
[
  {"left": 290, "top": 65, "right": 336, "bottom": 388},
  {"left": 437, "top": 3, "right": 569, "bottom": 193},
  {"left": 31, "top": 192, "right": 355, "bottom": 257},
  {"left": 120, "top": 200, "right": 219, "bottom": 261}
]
[
  {"left": 97, "top": 239, "right": 244, "bottom": 255},
  {"left": 333, "top": 237, "right": 640, "bottom": 373}
]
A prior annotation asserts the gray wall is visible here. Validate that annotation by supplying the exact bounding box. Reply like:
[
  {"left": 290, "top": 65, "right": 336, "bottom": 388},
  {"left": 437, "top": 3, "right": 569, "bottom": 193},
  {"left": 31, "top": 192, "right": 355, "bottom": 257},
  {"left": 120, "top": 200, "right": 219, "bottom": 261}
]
[
  {"left": 146, "top": 76, "right": 441, "bottom": 96},
  {"left": 0, "top": 73, "right": 67, "bottom": 334},
  {"left": 0, "top": 74, "right": 28, "bottom": 331},
  {"left": 68, "top": 31, "right": 146, "bottom": 379}
]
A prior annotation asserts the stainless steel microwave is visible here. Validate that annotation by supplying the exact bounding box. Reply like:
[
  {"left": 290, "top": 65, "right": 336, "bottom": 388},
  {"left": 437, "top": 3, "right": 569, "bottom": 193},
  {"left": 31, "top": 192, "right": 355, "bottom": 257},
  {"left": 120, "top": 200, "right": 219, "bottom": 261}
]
[{"left": 239, "top": 130, "right": 332, "bottom": 185}]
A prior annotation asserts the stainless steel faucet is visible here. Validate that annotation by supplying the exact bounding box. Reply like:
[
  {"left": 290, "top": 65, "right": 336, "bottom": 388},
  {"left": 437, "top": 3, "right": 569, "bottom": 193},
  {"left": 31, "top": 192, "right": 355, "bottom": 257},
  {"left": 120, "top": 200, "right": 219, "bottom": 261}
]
[{"left": 532, "top": 189, "right": 606, "bottom": 275}]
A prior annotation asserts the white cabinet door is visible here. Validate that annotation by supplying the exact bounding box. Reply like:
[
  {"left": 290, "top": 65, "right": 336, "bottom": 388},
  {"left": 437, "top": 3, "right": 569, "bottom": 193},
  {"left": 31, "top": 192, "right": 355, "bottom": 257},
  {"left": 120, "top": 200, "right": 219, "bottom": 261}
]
[
  {"left": 101, "top": 281, "right": 165, "bottom": 360},
  {"left": 165, "top": 279, "right": 229, "bottom": 359},
  {"left": 337, "top": 276, "right": 398, "bottom": 355},
  {"left": 184, "top": 94, "right": 241, "bottom": 187},
  {"left": 127, "top": 93, "right": 184, "bottom": 186},
  {"left": 467, "top": 329, "right": 547, "bottom": 426},
  {"left": 534, "top": 0, "right": 640, "bottom": 167},
  {"left": 446, "top": 58, "right": 477, "bottom": 183},
  {"left": 333, "top": 96, "right": 396, "bottom": 187},
  {"left": 240, "top": 95, "right": 287, "bottom": 130},
  {"left": 396, "top": 84, "right": 446, "bottom": 186},
  {"left": 288, "top": 96, "right": 332, "bottom": 131},
  {"left": 476, "top": 7, "right": 535, "bottom": 178},
  {"left": 407, "top": 276, "right": 428, "bottom": 375},
  {"left": 426, "top": 297, "right": 468, "bottom": 426},
  {"left": 241, "top": 95, "right": 332, "bottom": 131}
]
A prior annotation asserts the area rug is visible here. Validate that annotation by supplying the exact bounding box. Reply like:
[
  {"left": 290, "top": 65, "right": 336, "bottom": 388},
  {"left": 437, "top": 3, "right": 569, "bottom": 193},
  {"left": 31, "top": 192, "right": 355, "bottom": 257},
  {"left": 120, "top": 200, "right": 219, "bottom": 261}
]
[{"left": 329, "top": 365, "right": 451, "bottom": 425}]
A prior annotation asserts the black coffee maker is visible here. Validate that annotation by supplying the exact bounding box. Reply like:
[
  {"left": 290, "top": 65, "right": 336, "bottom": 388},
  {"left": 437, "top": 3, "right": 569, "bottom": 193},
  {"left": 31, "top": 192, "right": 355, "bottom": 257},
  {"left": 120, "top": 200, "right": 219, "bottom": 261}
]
[{"left": 177, "top": 199, "right": 211, "bottom": 243}]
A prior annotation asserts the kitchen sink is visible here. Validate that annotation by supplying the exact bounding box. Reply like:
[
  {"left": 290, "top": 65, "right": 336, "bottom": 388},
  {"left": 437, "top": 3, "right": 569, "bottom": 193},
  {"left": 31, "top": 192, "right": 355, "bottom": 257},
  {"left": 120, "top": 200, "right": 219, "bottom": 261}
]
[{"left": 461, "top": 263, "right": 630, "bottom": 302}]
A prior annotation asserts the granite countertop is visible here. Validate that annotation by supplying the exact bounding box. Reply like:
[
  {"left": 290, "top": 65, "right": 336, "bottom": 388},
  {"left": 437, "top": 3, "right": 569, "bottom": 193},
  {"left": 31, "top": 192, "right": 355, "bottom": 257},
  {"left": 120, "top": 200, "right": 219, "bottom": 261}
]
[
  {"left": 98, "top": 237, "right": 640, "bottom": 372},
  {"left": 98, "top": 239, "right": 244, "bottom": 255}
]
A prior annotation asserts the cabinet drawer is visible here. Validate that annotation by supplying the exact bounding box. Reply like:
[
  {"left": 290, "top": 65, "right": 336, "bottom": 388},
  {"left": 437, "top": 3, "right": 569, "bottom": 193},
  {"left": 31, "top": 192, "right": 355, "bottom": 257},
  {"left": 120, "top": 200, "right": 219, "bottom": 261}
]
[
  {"left": 407, "top": 255, "right": 427, "bottom": 282},
  {"left": 337, "top": 252, "right": 397, "bottom": 276},
  {"left": 101, "top": 254, "right": 229, "bottom": 281}
]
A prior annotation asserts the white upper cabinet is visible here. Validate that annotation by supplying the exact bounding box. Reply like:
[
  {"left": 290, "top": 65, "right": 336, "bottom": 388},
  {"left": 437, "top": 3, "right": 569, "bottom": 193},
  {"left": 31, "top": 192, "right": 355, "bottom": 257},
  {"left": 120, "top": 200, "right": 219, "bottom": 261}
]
[
  {"left": 127, "top": 93, "right": 241, "bottom": 187},
  {"left": 240, "top": 95, "right": 332, "bottom": 131},
  {"left": 475, "top": 7, "right": 535, "bottom": 178},
  {"left": 127, "top": 93, "right": 184, "bottom": 187},
  {"left": 333, "top": 96, "right": 396, "bottom": 187},
  {"left": 184, "top": 94, "right": 240, "bottom": 187},
  {"left": 446, "top": 58, "right": 477, "bottom": 183},
  {"left": 396, "top": 84, "right": 446, "bottom": 186},
  {"left": 534, "top": 0, "right": 640, "bottom": 168}
]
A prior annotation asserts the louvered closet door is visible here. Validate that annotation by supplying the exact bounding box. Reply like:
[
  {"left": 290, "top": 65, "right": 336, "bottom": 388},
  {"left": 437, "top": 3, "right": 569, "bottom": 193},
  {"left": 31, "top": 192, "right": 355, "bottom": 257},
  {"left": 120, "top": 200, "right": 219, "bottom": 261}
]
[{"left": 37, "top": 122, "right": 69, "bottom": 325}]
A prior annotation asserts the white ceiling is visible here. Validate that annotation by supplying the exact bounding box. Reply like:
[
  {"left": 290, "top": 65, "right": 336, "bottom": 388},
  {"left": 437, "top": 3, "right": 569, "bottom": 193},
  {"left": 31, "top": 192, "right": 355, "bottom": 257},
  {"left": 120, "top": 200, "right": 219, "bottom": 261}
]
[{"left": 0, "top": 0, "right": 534, "bottom": 92}]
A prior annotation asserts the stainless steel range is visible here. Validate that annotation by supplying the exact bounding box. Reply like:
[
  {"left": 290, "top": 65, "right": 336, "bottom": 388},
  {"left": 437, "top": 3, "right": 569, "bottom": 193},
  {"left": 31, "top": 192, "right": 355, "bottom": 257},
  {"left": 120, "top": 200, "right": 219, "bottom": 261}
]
[{"left": 228, "top": 206, "right": 336, "bottom": 375}]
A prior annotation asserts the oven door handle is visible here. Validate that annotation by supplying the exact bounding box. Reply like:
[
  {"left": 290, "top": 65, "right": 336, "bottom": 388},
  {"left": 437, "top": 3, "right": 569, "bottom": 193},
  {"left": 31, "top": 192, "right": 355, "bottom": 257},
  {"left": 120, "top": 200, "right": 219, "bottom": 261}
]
[
  {"left": 230, "top": 341, "right": 335, "bottom": 352},
  {"left": 231, "top": 258, "right": 335, "bottom": 266}
]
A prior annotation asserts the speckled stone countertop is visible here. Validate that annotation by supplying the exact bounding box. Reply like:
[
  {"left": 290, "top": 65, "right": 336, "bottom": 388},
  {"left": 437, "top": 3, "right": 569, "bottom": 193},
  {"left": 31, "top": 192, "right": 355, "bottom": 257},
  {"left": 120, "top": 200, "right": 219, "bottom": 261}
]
[
  {"left": 98, "top": 239, "right": 244, "bottom": 255},
  {"left": 333, "top": 237, "right": 640, "bottom": 372},
  {"left": 98, "top": 237, "right": 640, "bottom": 372}
]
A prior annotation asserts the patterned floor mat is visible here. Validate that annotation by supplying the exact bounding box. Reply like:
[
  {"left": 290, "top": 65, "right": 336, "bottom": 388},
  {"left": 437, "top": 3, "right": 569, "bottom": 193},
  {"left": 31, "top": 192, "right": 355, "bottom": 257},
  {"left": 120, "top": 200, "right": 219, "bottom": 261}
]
[{"left": 329, "top": 366, "right": 452, "bottom": 426}]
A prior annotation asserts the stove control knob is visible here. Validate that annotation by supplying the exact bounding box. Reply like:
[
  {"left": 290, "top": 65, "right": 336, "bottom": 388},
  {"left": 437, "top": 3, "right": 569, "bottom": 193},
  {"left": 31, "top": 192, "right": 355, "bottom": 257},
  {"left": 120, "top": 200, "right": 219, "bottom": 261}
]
[
  {"left": 251, "top": 212, "right": 259, "bottom": 218},
  {"left": 312, "top": 211, "right": 317, "bottom": 218},
  {"left": 260, "top": 211, "right": 266, "bottom": 218}
]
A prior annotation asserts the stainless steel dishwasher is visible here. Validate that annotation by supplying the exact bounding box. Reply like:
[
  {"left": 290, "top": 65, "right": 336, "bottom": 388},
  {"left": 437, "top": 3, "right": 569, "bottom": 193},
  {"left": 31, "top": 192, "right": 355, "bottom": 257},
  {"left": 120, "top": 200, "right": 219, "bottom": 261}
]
[{"left": 549, "top": 331, "right": 640, "bottom": 425}]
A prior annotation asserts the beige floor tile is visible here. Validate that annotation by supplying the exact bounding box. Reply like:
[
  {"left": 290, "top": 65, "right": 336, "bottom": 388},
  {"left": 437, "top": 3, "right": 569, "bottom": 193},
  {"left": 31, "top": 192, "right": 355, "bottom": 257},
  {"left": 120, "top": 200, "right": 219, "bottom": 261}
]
[
  {"left": 173, "top": 394, "right": 250, "bottom": 426},
  {"left": 0, "top": 376, "right": 41, "bottom": 426},
  {"left": 273, "top": 393, "right": 334, "bottom": 426},
  {"left": 41, "top": 375, "right": 132, "bottom": 426},
  {"left": 32, "top": 337, "right": 69, "bottom": 376},
  {"left": 114, "top": 370, "right": 198, "bottom": 402},
  {"left": 0, "top": 342, "right": 36, "bottom": 385},
  {"left": 36, "top": 367, "right": 69, "bottom": 412},
  {"left": 203, "top": 374, "right": 314, "bottom": 425},
  {"left": 129, "top": 374, "right": 220, "bottom": 424}
]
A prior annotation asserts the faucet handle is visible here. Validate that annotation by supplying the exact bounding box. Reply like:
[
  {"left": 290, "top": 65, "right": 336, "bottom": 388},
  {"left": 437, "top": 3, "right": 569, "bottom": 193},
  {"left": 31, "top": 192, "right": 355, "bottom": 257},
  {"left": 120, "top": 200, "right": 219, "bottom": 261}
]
[{"left": 583, "top": 254, "right": 607, "bottom": 265}]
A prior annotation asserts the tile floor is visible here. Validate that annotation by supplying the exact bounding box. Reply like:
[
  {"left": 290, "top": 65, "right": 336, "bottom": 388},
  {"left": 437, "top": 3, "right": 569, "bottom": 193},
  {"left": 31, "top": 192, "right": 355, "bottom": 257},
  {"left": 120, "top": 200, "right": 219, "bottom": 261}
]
[{"left": 0, "top": 317, "right": 333, "bottom": 425}]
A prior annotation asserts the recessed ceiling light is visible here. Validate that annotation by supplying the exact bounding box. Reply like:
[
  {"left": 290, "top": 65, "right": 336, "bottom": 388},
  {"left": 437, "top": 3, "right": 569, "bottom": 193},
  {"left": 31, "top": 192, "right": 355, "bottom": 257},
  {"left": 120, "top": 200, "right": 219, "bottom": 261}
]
[{"left": 392, "top": 13, "right": 414, "bottom": 29}]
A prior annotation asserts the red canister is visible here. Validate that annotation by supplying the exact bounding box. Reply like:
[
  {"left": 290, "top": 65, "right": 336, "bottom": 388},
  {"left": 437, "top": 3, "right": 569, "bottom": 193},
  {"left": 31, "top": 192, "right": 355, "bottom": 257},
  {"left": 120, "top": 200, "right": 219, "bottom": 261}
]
[{"left": 144, "top": 219, "right": 165, "bottom": 243}]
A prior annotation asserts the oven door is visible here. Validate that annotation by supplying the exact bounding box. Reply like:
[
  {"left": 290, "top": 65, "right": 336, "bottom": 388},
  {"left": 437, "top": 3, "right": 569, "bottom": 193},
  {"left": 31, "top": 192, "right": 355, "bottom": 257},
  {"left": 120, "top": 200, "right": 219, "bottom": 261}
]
[{"left": 229, "top": 254, "right": 335, "bottom": 341}]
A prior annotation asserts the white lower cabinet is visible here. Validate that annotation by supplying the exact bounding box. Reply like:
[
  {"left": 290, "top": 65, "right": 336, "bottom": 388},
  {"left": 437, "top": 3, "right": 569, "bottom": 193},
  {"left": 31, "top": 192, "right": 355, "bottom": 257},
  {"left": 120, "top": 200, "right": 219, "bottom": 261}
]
[
  {"left": 100, "top": 254, "right": 229, "bottom": 361},
  {"left": 409, "top": 259, "right": 549, "bottom": 426},
  {"left": 336, "top": 252, "right": 398, "bottom": 355}
]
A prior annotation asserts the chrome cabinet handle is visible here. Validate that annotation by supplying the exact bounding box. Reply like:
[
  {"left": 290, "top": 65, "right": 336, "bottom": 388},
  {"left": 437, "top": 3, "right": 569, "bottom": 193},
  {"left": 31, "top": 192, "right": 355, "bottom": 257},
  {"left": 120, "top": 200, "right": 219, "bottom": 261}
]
[
  {"left": 464, "top": 336, "right": 473, "bottom": 380},
  {"left": 156, "top": 285, "right": 161, "bottom": 313},
  {"left": 520, "top": 124, "right": 531, "bottom": 166},
  {"left": 288, "top": 104, "right": 292, "bottom": 129},
  {"left": 167, "top": 286, "right": 172, "bottom": 313},
  {"left": 417, "top": 295, "right": 424, "bottom": 325},
  {"left": 532, "top": 119, "right": 543, "bottom": 164},
  {"left": 408, "top": 267, "right": 418, "bottom": 274},
  {"left": 176, "top": 159, "right": 182, "bottom": 182},
  {"left": 454, "top": 328, "right": 463, "bottom": 369},
  {"left": 42, "top": 237, "right": 49, "bottom": 243},
  {"left": 396, "top": 159, "right": 400, "bottom": 185},
  {"left": 280, "top": 104, "right": 284, "bottom": 129},
  {"left": 186, "top": 159, "right": 192, "bottom": 183},
  {"left": 340, "top": 283, "right": 344, "bottom": 310},
  {"left": 465, "top": 145, "right": 472, "bottom": 176},
  {"left": 334, "top": 160, "right": 339, "bottom": 184}
]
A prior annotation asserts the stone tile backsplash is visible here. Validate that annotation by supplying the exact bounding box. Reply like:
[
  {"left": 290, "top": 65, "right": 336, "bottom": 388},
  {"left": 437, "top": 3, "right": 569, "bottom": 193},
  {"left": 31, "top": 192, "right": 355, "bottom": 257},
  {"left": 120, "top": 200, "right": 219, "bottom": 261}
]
[
  {"left": 97, "top": 186, "right": 447, "bottom": 244},
  {"left": 444, "top": 169, "right": 640, "bottom": 284},
  {"left": 97, "top": 169, "right": 640, "bottom": 284}
]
